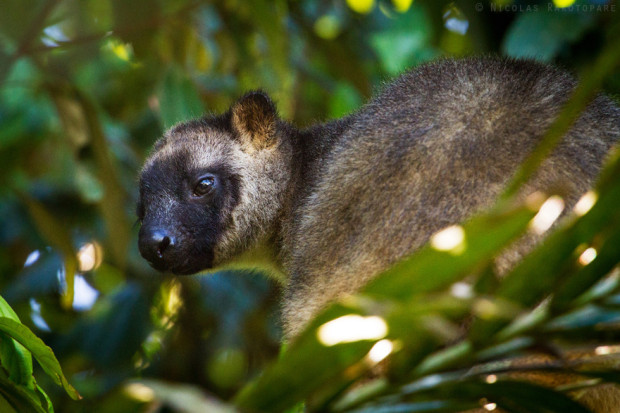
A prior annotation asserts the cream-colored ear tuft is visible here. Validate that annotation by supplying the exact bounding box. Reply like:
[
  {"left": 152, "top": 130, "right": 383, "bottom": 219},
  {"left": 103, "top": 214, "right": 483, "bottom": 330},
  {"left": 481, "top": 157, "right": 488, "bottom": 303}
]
[{"left": 231, "top": 91, "right": 277, "bottom": 151}]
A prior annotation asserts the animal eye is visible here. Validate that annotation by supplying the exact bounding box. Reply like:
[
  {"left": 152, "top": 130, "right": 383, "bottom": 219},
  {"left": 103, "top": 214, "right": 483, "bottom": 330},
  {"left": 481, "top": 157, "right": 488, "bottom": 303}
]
[{"left": 192, "top": 175, "right": 216, "bottom": 197}]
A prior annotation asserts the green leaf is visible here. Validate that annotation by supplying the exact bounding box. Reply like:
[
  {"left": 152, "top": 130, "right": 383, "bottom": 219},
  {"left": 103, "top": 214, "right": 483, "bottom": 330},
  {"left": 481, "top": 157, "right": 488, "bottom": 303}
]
[
  {"left": 551, "top": 225, "right": 620, "bottom": 310},
  {"left": 75, "top": 164, "right": 105, "bottom": 203},
  {"left": 470, "top": 151, "right": 620, "bottom": 343},
  {"left": 235, "top": 194, "right": 541, "bottom": 411},
  {"left": 0, "top": 393, "right": 17, "bottom": 413},
  {"left": 328, "top": 82, "right": 363, "bottom": 118},
  {"left": 483, "top": 380, "right": 592, "bottom": 413},
  {"left": 0, "top": 372, "right": 47, "bottom": 413},
  {"left": 0, "top": 332, "right": 34, "bottom": 390},
  {"left": 366, "top": 200, "right": 536, "bottom": 301},
  {"left": 369, "top": 6, "right": 436, "bottom": 75},
  {"left": 396, "top": 376, "right": 591, "bottom": 411},
  {"left": 35, "top": 384, "right": 54, "bottom": 413},
  {"left": 158, "top": 66, "right": 204, "bottom": 129},
  {"left": 0, "top": 318, "right": 80, "bottom": 400},
  {"left": 0, "top": 296, "right": 21, "bottom": 322},
  {"left": 502, "top": 11, "right": 595, "bottom": 61},
  {"left": 235, "top": 304, "right": 376, "bottom": 412},
  {"left": 350, "top": 400, "right": 476, "bottom": 413},
  {"left": 0, "top": 296, "right": 34, "bottom": 389}
]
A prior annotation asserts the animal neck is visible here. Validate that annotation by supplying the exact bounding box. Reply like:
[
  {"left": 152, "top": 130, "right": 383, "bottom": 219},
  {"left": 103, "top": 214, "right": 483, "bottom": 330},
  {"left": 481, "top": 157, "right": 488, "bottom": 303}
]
[
  {"left": 221, "top": 235, "right": 287, "bottom": 283},
  {"left": 274, "top": 116, "right": 355, "bottom": 274}
]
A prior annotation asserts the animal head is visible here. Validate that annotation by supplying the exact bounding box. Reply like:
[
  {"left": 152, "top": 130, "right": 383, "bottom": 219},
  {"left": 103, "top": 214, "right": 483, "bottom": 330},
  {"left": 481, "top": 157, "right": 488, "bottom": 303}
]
[{"left": 137, "top": 91, "right": 292, "bottom": 275}]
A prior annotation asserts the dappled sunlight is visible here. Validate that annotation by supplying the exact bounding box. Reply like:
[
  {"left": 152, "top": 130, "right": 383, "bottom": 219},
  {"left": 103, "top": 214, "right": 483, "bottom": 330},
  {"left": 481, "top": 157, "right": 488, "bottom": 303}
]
[
  {"left": 483, "top": 402, "right": 498, "bottom": 411},
  {"left": 161, "top": 281, "right": 183, "bottom": 327},
  {"left": 366, "top": 339, "right": 395, "bottom": 364},
  {"left": 443, "top": 4, "right": 469, "bottom": 35},
  {"left": 528, "top": 195, "right": 565, "bottom": 235},
  {"left": 124, "top": 382, "right": 156, "bottom": 402},
  {"left": 578, "top": 247, "right": 597, "bottom": 266},
  {"left": 23, "top": 250, "right": 41, "bottom": 267},
  {"left": 317, "top": 314, "right": 388, "bottom": 346},
  {"left": 29, "top": 298, "right": 51, "bottom": 332},
  {"left": 430, "top": 225, "right": 466, "bottom": 255},
  {"left": 595, "top": 345, "right": 620, "bottom": 356},
  {"left": 485, "top": 374, "right": 497, "bottom": 384},
  {"left": 573, "top": 191, "right": 598, "bottom": 216},
  {"left": 77, "top": 241, "right": 103, "bottom": 272},
  {"left": 42, "top": 24, "right": 69, "bottom": 48},
  {"left": 450, "top": 282, "right": 473, "bottom": 299},
  {"left": 473, "top": 298, "right": 520, "bottom": 321},
  {"left": 72, "top": 275, "right": 100, "bottom": 311}
]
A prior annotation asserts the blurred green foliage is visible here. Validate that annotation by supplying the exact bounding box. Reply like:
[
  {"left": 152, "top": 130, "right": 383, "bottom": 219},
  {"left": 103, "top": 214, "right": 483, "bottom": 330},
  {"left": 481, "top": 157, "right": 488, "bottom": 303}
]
[{"left": 1, "top": 0, "right": 620, "bottom": 412}]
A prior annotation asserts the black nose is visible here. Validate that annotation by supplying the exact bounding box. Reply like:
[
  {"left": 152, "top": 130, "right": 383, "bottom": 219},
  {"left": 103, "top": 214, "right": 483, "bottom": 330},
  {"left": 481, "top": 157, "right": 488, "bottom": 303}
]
[{"left": 139, "top": 227, "right": 176, "bottom": 269}]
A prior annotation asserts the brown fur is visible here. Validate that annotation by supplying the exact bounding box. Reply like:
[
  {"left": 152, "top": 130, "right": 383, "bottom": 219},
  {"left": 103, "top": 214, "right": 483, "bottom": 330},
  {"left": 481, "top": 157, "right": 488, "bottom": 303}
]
[
  {"left": 138, "top": 57, "right": 620, "bottom": 410},
  {"left": 139, "top": 57, "right": 620, "bottom": 335},
  {"left": 280, "top": 59, "right": 618, "bottom": 338}
]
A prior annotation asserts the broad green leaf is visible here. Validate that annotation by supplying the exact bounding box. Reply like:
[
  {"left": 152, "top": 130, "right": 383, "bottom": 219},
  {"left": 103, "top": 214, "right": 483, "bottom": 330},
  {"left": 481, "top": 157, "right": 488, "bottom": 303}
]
[
  {"left": 470, "top": 151, "right": 620, "bottom": 343},
  {"left": 0, "top": 296, "right": 21, "bottom": 322},
  {"left": 420, "top": 380, "right": 591, "bottom": 413},
  {"left": 366, "top": 200, "right": 536, "bottom": 300},
  {"left": 350, "top": 379, "right": 592, "bottom": 413},
  {"left": 236, "top": 293, "right": 471, "bottom": 412},
  {"left": 544, "top": 305, "right": 620, "bottom": 332},
  {"left": 502, "top": 11, "right": 594, "bottom": 61},
  {"left": 551, "top": 226, "right": 620, "bottom": 310},
  {"left": 235, "top": 304, "right": 377, "bottom": 412},
  {"left": 0, "top": 331, "right": 34, "bottom": 390},
  {"left": 0, "top": 318, "right": 80, "bottom": 400},
  {"left": 0, "top": 278, "right": 36, "bottom": 390}
]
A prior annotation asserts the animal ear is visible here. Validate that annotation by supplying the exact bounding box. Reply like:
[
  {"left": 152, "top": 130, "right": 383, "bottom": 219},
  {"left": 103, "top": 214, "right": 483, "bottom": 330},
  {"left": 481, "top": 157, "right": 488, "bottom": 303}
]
[{"left": 231, "top": 91, "right": 277, "bottom": 150}]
